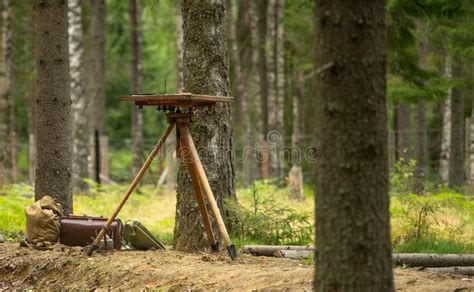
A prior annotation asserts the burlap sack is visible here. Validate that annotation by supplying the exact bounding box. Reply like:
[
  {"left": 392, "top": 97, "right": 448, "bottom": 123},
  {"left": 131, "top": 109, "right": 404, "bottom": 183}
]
[{"left": 25, "top": 196, "right": 64, "bottom": 245}]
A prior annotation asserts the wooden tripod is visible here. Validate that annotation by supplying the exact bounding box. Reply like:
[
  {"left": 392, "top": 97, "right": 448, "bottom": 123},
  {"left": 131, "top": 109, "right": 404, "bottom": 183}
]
[{"left": 87, "top": 95, "right": 237, "bottom": 260}]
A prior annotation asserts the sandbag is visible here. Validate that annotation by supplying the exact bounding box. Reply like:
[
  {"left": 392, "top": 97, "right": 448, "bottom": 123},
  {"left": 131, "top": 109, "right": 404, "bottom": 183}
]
[{"left": 25, "top": 196, "right": 64, "bottom": 246}]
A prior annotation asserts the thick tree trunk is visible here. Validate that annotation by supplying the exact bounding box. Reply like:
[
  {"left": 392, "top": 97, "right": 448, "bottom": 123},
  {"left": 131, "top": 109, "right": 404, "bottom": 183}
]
[
  {"left": 449, "top": 58, "right": 464, "bottom": 189},
  {"left": 236, "top": 0, "right": 253, "bottom": 187},
  {"left": 0, "top": 0, "right": 14, "bottom": 186},
  {"left": 128, "top": 0, "right": 144, "bottom": 177},
  {"left": 86, "top": 0, "right": 108, "bottom": 180},
  {"left": 33, "top": 0, "right": 73, "bottom": 214},
  {"left": 174, "top": 0, "right": 237, "bottom": 252},
  {"left": 68, "top": 0, "right": 89, "bottom": 193},
  {"left": 313, "top": 0, "right": 394, "bottom": 290},
  {"left": 440, "top": 55, "right": 452, "bottom": 182}
]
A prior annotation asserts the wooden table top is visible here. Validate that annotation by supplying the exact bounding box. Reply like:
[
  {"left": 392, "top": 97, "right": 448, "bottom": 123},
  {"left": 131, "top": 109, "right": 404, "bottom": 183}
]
[{"left": 119, "top": 93, "right": 233, "bottom": 107}]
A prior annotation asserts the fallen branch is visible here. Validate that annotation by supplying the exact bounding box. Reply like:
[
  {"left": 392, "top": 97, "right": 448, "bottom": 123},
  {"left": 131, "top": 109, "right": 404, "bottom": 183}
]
[
  {"left": 242, "top": 245, "right": 314, "bottom": 257},
  {"left": 393, "top": 253, "right": 474, "bottom": 267},
  {"left": 275, "top": 249, "right": 313, "bottom": 259},
  {"left": 421, "top": 266, "right": 474, "bottom": 275}
]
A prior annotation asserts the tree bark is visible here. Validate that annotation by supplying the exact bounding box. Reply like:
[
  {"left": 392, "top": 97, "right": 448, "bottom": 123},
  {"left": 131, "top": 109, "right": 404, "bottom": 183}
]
[
  {"left": 33, "top": 0, "right": 73, "bottom": 214},
  {"left": 68, "top": 0, "right": 89, "bottom": 193},
  {"left": 128, "top": 0, "right": 144, "bottom": 178},
  {"left": 449, "top": 57, "right": 464, "bottom": 189},
  {"left": 174, "top": 0, "right": 237, "bottom": 252},
  {"left": 235, "top": 0, "right": 253, "bottom": 187},
  {"left": 0, "top": 0, "right": 14, "bottom": 186},
  {"left": 313, "top": 0, "right": 394, "bottom": 290}
]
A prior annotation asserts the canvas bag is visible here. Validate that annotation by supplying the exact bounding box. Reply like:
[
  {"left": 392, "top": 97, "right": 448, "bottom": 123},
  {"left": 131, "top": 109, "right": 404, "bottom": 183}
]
[{"left": 25, "top": 196, "right": 64, "bottom": 246}]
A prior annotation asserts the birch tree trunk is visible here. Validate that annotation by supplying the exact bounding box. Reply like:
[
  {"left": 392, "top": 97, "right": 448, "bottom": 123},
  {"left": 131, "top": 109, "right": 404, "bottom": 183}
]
[
  {"left": 0, "top": 0, "right": 14, "bottom": 186},
  {"left": 449, "top": 58, "right": 464, "bottom": 189},
  {"left": 174, "top": 0, "right": 237, "bottom": 251},
  {"left": 68, "top": 0, "right": 89, "bottom": 192},
  {"left": 128, "top": 0, "right": 144, "bottom": 177},
  {"left": 33, "top": 0, "right": 73, "bottom": 214},
  {"left": 440, "top": 55, "right": 452, "bottom": 182},
  {"left": 313, "top": 0, "right": 394, "bottom": 289}
]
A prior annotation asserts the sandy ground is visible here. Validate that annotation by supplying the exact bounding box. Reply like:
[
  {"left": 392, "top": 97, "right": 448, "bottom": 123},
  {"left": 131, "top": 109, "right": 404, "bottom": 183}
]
[{"left": 0, "top": 243, "right": 473, "bottom": 291}]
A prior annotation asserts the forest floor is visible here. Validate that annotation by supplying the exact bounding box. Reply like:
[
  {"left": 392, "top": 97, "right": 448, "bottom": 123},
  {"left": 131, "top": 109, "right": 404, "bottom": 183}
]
[{"left": 1, "top": 243, "right": 473, "bottom": 291}]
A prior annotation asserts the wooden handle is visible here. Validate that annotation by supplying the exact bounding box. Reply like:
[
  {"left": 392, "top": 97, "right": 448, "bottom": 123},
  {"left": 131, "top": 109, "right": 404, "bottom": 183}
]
[
  {"left": 179, "top": 123, "right": 233, "bottom": 247},
  {"left": 89, "top": 122, "right": 175, "bottom": 250}
]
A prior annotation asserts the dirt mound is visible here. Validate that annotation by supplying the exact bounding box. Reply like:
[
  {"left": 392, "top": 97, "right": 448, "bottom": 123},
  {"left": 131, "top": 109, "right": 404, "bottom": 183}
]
[
  {"left": 0, "top": 243, "right": 311, "bottom": 290},
  {"left": 0, "top": 243, "right": 473, "bottom": 290}
]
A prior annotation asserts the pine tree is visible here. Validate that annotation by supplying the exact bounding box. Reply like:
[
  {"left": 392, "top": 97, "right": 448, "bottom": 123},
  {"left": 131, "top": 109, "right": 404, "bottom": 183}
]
[{"left": 33, "top": 0, "right": 73, "bottom": 214}]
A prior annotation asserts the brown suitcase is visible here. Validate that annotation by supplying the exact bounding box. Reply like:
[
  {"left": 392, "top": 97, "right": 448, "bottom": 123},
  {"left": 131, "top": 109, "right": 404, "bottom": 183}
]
[{"left": 59, "top": 215, "right": 122, "bottom": 250}]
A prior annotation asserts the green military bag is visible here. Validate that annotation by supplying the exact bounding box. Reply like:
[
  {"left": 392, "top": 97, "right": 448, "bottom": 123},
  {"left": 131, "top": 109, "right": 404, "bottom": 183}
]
[{"left": 123, "top": 220, "right": 166, "bottom": 250}]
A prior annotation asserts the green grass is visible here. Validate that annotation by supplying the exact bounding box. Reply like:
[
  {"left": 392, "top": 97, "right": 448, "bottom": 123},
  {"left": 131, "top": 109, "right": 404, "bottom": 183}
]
[
  {"left": 1, "top": 181, "right": 473, "bottom": 254},
  {"left": 394, "top": 238, "right": 474, "bottom": 254}
]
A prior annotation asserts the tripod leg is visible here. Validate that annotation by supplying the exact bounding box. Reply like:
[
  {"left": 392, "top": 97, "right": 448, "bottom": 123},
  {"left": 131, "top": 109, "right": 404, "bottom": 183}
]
[
  {"left": 87, "top": 122, "right": 175, "bottom": 256},
  {"left": 179, "top": 123, "right": 237, "bottom": 260},
  {"left": 183, "top": 146, "right": 219, "bottom": 251}
]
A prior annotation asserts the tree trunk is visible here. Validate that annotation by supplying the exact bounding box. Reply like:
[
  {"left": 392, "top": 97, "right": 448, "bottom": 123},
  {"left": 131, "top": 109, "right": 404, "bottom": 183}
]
[
  {"left": 313, "top": 0, "right": 394, "bottom": 290},
  {"left": 440, "top": 55, "right": 452, "bottom": 182},
  {"left": 68, "top": 0, "right": 89, "bottom": 193},
  {"left": 236, "top": 0, "right": 253, "bottom": 187},
  {"left": 394, "top": 102, "right": 411, "bottom": 162},
  {"left": 174, "top": 0, "right": 237, "bottom": 252},
  {"left": 393, "top": 253, "right": 474, "bottom": 267},
  {"left": 33, "top": 0, "right": 73, "bottom": 214},
  {"left": 128, "top": 0, "right": 144, "bottom": 178},
  {"left": 449, "top": 58, "right": 464, "bottom": 189},
  {"left": 0, "top": 0, "right": 14, "bottom": 186},
  {"left": 256, "top": 0, "right": 270, "bottom": 180},
  {"left": 274, "top": 0, "right": 285, "bottom": 179},
  {"left": 429, "top": 101, "right": 443, "bottom": 177},
  {"left": 165, "top": 0, "right": 183, "bottom": 190},
  {"left": 414, "top": 27, "right": 428, "bottom": 194},
  {"left": 423, "top": 267, "right": 474, "bottom": 275},
  {"left": 86, "top": 0, "right": 107, "bottom": 180},
  {"left": 288, "top": 71, "right": 304, "bottom": 201},
  {"left": 242, "top": 244, "right": 314, "bottom": 257}
]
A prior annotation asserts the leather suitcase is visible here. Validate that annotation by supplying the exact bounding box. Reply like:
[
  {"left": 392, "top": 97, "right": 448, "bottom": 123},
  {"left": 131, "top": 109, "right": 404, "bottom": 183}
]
[{"left": 59, "top": 215, "right": 122, "bottom": 250}]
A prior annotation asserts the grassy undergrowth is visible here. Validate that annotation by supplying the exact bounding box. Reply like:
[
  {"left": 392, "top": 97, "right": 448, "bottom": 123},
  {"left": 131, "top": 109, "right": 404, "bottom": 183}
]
[{"left": 0, "top": 178, "right": 473, "bottom": 253}]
